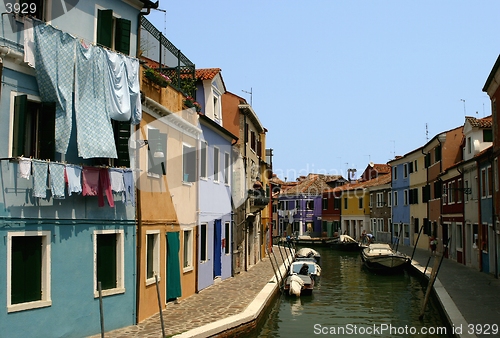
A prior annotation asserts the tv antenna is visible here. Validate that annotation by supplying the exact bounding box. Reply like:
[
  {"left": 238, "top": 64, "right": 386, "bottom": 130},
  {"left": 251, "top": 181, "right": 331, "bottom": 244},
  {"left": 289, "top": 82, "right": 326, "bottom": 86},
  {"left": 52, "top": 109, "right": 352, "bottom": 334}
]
[
  {"left": 242, "top": 88, "right": 253, "bottom": 106},
  {"left": 460, "top": 99, "right": 466, "bottom": 115}
]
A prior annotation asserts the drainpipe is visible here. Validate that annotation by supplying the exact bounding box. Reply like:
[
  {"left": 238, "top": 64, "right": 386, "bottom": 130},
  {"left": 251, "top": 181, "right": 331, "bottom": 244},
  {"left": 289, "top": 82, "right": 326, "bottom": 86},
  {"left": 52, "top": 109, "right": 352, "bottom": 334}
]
[
  {"left": 136, "top": 2, "right": 158, "bottom": 59},
  {"left": 476, "top": 157, "right": 483, "bottom": 271}
]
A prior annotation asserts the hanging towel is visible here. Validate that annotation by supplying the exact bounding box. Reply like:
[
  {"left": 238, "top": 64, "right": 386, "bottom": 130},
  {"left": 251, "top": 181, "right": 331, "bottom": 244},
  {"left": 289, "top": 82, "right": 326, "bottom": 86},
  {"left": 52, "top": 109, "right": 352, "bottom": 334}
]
[
  {"left": 65, "top": 164, "right": 82, "bottom": 196},
  {"left": 33, "top": 21, "right": 76, "bottom": 154},
  {"left": 123, "top": 169, "right": 135, "bottom": 206},
  {"left": 109, "top": 168, "right": 125, "bottom": 193},
  {"left": 98, "top": 168, "right": 114, "bottom": 208},
  {"left": 104, "top": 50, "right": 131, "bottom": 122},
  {"left": 18, "top": 157, "right": 32, "bottom": 180},
  {"left": 32, "top": 161, "right": 49, "bottom": 198},
  {"left": 49, "top": 162, "right": 66, "bottom": 199},
  {"left": 23, "top": 17, "right": 35, "bottom": 68},
  {"left": 124, "top": 56, "right": 142, "bottom": 125},
  {"left": 75, "top": 43, "right": 117, "bottom": 159},
  {"left": 82, "top": 166, "right": 100, "bottom": 196}
]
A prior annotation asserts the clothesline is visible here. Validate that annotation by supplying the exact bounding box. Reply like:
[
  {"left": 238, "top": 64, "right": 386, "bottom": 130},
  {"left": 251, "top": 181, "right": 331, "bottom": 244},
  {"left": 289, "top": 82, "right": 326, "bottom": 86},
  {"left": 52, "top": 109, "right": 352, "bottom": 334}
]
[{"left": 15, "top": 157, "right": 136, "bottom": 207}]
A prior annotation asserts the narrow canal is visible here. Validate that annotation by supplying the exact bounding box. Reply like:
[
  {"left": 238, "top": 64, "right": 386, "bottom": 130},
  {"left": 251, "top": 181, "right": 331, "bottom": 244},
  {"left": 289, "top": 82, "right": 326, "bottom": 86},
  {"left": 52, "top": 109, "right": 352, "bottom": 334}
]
[{"left": 247, "top": 246, "right": 452, "bottom": 337}]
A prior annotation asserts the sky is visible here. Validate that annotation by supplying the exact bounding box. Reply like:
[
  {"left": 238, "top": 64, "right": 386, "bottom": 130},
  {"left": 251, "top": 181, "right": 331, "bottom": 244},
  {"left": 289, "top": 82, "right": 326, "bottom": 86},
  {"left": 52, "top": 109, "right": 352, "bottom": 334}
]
[{"left": 146, "top": 1, "right": 500, "bottom": 181}]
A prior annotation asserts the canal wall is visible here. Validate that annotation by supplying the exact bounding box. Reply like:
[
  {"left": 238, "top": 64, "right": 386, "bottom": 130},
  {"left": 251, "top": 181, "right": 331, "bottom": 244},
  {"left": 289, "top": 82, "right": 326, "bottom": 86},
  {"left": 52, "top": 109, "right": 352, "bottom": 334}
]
[
  {"left": 173, "top": 251, "right": 293, "bottom": 338},
  {"left": 406, "top": 256, "right": 475, "bottom": 338}
]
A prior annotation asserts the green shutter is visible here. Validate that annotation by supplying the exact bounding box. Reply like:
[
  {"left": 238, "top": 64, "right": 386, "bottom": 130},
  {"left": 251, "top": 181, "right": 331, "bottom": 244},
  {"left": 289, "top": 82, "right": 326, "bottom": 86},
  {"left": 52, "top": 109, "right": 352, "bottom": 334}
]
[
  {"left": 11, "top": 236, "right": 42, "bottom": 304},
  {"left": 12, "top": 95, "right": 28, "bottom": 157},
  {"left": 97, "top": 234, "right": 117, "bottom": 290},
  {"left": 97, "top": 9, "right": 113, "bottom": 48},
  {"left": 115, "top": 18, "right": 131, "bottom": 55},
  {"left": 114, "top": 121, "right": 131, "bottom": 167},
  {"left": 38, "top": 102, "right": 56, "bottom": 161}
]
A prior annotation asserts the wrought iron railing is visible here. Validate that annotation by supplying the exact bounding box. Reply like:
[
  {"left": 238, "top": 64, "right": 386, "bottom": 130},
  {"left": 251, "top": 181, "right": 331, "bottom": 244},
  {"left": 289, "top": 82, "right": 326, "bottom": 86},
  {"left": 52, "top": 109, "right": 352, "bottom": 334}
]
[{"left": 140, "top": 16, "right": 196, "bottom": 98}]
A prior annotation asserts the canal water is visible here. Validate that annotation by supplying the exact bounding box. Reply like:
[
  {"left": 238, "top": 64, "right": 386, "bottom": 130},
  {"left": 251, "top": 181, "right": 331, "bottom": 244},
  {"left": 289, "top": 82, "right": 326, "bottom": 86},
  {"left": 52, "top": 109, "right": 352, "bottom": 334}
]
[{"left": 247, "top": 246, "right": 452, "bottom": 337}]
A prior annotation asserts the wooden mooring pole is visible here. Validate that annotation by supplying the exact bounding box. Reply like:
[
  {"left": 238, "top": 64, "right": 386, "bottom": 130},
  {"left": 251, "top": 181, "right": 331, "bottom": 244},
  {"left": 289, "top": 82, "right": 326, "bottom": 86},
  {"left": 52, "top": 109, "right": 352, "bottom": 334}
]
[
  {"left": 155, "top": 274, "right": 166, "bottom": 338},
  {"left": 98, "top": 282, "right": 105, "bottom": 338}
]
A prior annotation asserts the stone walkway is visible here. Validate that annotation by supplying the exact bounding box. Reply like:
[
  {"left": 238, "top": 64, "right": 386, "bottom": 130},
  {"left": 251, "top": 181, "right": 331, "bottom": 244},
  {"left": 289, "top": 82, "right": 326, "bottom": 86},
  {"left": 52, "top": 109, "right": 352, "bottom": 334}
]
[{"left": 88, "top": 245, "right": 291, "bottom": 338}]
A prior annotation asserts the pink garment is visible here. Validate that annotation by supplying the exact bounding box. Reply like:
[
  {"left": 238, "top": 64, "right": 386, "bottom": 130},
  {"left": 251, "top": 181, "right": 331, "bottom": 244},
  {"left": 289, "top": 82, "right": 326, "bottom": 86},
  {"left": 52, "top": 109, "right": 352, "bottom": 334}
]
[
  {"left": 99, "top": 168, "right": 114, "bottom": 208},
  {"left": 82, "top": 167, "right": 115, "bottom": 207},
  {"left": 82, "top": 167, "right": 100, "bottom": 196}
]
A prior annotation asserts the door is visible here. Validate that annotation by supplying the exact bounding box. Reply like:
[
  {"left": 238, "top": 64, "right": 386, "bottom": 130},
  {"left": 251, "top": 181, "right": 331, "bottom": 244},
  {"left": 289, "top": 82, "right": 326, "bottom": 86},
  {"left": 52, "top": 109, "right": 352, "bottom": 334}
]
[{"left": 213, "top": 220, "right": 222, "bottom": 279}]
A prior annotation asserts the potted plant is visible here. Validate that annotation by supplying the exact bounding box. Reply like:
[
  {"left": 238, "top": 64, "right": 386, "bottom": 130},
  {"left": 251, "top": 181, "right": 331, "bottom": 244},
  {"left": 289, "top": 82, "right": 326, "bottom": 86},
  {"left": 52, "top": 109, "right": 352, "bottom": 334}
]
[
  {"left": 184, "top": 96, "right": 202, "bottom": 112},
  {"left": 144, "top": 68, "right": 171, "bottom": 88}
]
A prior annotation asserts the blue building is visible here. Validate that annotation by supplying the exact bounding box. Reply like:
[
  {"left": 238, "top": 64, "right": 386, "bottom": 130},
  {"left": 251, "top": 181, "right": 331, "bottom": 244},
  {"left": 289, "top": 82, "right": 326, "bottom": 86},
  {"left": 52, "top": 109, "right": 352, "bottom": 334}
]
[
  {"left": 196, "top": 69, "right": 237, "bottom": 291},
  {"left": 0, "top": 1, "right": 158, "bottom": 336},
  {"left": 389, "top": 157, "right": 411, "bottom": 245}
]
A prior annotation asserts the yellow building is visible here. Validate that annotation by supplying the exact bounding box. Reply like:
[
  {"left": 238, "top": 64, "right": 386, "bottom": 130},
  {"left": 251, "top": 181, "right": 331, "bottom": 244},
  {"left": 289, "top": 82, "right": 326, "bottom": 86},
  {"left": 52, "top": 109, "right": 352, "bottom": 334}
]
[{"left": 135, "top": 65, "right": 200, "bottom": 321}]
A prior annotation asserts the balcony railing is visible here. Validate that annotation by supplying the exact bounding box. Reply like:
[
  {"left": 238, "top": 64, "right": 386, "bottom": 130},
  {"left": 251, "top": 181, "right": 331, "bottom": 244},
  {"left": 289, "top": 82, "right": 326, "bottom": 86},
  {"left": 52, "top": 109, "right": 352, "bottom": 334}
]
[{"left": 140, "top": 17, "right": 196, "bottom": 98}]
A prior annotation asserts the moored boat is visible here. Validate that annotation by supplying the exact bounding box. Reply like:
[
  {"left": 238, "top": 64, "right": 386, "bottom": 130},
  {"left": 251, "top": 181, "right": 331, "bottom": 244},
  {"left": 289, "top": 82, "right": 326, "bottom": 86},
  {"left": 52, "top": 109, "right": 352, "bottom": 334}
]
[
  {"left": 284, "top": 260, "right": 319, "bottom": 296},
  {"left": 330, "top": 234, "right": 362, "bottom": 252},
  {"left": 295, "top": 247, "right": 321, "bottom": 265},
  {"left": 361, "top": 243, "right": 411, "bottom": 272}
]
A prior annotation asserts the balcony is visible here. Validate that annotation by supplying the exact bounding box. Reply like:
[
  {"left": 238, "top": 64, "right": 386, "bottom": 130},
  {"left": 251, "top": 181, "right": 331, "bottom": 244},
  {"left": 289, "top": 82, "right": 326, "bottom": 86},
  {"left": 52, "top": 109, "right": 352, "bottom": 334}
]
[{"left": 249, "top": 188, "right": 270, "bottom": 212}]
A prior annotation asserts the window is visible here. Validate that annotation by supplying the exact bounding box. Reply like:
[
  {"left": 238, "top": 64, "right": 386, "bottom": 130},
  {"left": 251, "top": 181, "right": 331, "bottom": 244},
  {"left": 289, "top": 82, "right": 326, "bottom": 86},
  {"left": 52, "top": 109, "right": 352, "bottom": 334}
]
[
  {"left": 7, "top": 231, "right": 51, "bottom": 313},
  {"left": 200, "top": 224, "right": 207, "bottom": 262},
  {"left": 483, "top": 129, "right": 493, "bottom": 142},
  {"left": 334, "top": 198, "right": 341, "bottom": 210},
  {"left": 306, "top": 200, "right": 314, "bottom": 210},
  {"left": 369, "top": 193, "right": 373, "bottom": 208},
  {"left": 322, "top": 198, "right": 328, "bottom": 210},
  {"left": 97, "top": 8, "right": 132, "bottom": 55},
  {"left": 404, "top": 190, "right": 408, "bottom": 205},
  {"left": 467, "top": 137, "right": 472, "bottom": 154},
  {"left": 224, "top": 152, "right": 230, "bottom": 185},
  {"left": 403, "top": 163, "right": 408, "bottom": 178},
  {"left": 408, "top": 161, "right": 414, "bottom": 174},
  {"left": 113, "top": 121, "right": 131, "bottom": 167},
  {"left": 200, "top": 141, "right": 207, "bottom": 179},
  {"left": 465, "top": 180, "right": 469, "bottom": 202},
  {"left": 250, "top": 131, "right": 257, "bottom": 152},
  {"left": 414, "top": 159, "right": 418, "bottom": 172},
  {"left": 213, "top": 147, "right": 219, "bottom": 182},
  {"left": 15, "top": 0, "right": 45, "bottom": 20},
  {"left": 435, "top": 145, "right": 441, "bottom": 162},
  {"left": 225, "top": 222, "right": 231, "bottom": 255},
  {"left": 433, "top": 181, "right": 442, "bottom": 199},
  {"left": 448, "top": 182, "right": 454, "bottom": 204},
  {"left": 213, "top": 91, "right": 221, "bottom": 122},
  {"left": 393, "top": 166, "right": 398, "bottom": 180},
  {"left": 488, "top": 166, "right": 493, "bottom": 197},
  {"left": 358, "top": 197, "right": 363, "bottom": 209},
  {"left": 376, "top": 192, "right": 384, "bottom": 207},
  {"left": 481, "top": 168, "right": 487, "bottom": 198},
  {"left": 147, "top": 128, "right": 167, "bottom": 176},
  {"left": 183, "top": 228, "right": 193, "bottom": 271},
  {"left": 146, "top": 231, "right": 160, "bottom": 285},
  {"left": 11, "top": 94, "right": 55, "bottom": 160},
  {"left": 387, "top": 191, "right": 392, "bottom": 206},
  {"left": 414, "top": 218, "right": 419, "bottom": 234},
  {"left": 344, "top": 197, "right": 348, "bottom": 209},
  {"left": 422, "top": 185, "right": 431, "bottom": 203},
  {"left": 393, "top": 191, "right": 398, "bottom": 206},
  {"left": 183, "top": 144, "right": 196, "bottom": 183},
  {"left": 94, "top": 230, "right": 124, "bottom": 297}
]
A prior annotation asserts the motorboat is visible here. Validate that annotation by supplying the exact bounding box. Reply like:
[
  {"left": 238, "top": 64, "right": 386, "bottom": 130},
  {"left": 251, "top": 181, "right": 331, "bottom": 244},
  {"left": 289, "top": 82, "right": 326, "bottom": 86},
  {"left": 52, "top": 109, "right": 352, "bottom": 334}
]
[
  {"left": 330, "top": 235, "right": 363, "bottom": 251},
  {"left": 361, "top": 243, "right": 411, "bottom": 272},
  {"left": 295, "top": 247, "right": 321, "bottom": 265},
  {"left": 284, "top": 260, "right": 319, "bottom": 296}
]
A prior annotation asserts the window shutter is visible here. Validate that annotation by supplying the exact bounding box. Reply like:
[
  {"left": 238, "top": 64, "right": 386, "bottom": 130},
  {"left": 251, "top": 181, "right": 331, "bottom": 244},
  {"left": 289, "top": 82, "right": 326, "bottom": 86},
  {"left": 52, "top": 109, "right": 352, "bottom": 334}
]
[
  {"left": 97, "top": 234, "right": 117, "bottom": 290},
  {"left": 115, "top": 18, "right": 131, "bottom": 55},
  {"left": 97, "top": 9, "right": 113, "bottom": 49},
  {"left": 12, "top": 95, "right": 28, "bottom": 157},
  {"left": 148, "top": 129, "right": 167, "bottom": 176},
  {"left": 114, "top": 121, "right": 131, "bottom": 167},
  {"left": 38, "top": 102, "right": 56, "bottom": 161}
]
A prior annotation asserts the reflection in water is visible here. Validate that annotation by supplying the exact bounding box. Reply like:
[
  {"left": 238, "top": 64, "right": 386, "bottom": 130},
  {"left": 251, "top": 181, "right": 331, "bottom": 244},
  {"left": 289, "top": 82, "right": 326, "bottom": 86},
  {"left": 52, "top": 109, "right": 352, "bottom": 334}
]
[{"left": 247, "top": 247, "right": 451, "bottom": 337}]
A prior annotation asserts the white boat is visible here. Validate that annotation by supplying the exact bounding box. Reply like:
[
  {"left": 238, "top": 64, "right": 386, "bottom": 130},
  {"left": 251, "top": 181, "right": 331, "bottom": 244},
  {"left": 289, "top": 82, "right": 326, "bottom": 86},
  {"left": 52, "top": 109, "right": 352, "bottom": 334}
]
[
  {"left": 361, "top": 243, "right": 411, "bottom": 272},
  {"left": 295, "top": 247, "right": 321, "bottom": 265},
  {"left": 284, "top": 260, "right": 319, "bottom": 296}
]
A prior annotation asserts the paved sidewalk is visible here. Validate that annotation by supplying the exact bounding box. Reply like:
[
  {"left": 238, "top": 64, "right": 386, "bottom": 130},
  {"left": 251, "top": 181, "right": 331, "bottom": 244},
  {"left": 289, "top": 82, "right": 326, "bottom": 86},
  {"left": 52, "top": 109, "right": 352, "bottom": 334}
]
[
  {"left": 89, "top": 245, "right": 291, "bottom": 338},
  {"left": 398, "top": 245, "right": 500, "bottom": 338}
]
